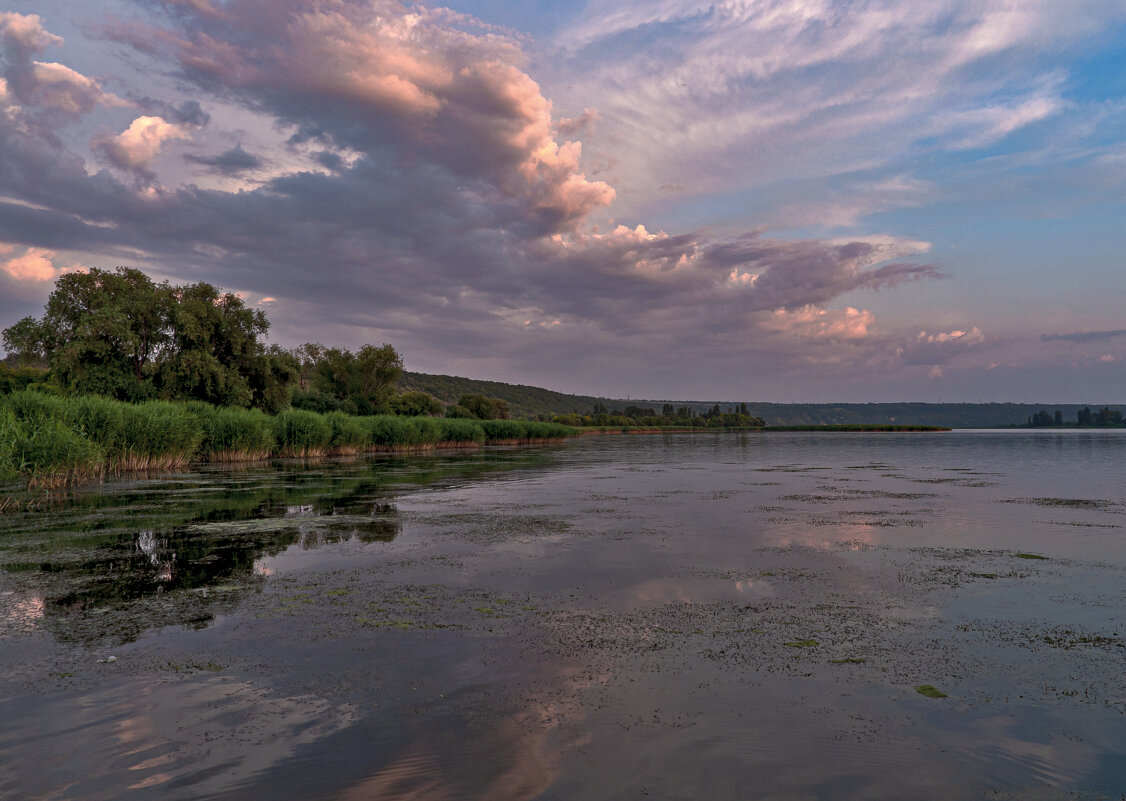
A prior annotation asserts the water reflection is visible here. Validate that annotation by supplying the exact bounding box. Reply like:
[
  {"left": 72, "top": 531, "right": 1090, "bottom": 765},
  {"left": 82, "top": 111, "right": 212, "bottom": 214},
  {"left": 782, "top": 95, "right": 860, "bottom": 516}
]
[{"left": 0, "top": 448, "right": 564, "bottom": 644}]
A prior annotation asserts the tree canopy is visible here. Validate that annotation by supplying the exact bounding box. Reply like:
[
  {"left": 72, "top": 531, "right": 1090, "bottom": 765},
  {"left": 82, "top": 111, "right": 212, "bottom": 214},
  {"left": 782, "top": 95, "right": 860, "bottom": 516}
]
[{"left": 2, "top": 267, "right": 296, "bottom": 411}]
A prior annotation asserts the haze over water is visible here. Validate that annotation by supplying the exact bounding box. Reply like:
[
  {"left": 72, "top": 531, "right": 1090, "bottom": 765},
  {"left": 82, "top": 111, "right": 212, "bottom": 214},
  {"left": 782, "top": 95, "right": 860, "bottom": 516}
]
[{"left": 2, "top": 430, "right": 1124, "bottom": 799}]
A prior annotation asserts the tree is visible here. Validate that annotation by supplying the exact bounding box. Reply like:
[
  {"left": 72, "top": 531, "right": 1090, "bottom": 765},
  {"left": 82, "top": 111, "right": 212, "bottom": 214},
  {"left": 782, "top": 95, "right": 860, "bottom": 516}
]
[
  {"left": 156, "top": 282, "right": 271, "bottom": 408},
  {"left": 392, "top": 391, "right": 444, "bottom": 417},
  {"left": 8, "top": 267, "right": 172, "bottom": 401},
  {"left": 1, "top": 316, "right": 47, "bottom": 367},
  {"left": 300, "top": 342, "right": 404, "bottom": 415},
  {"left": 3, "top": 266, "right": 298, "bottom": 410},
  {"left": 456, "top": 394, "right": 510, "bottom": 420}
]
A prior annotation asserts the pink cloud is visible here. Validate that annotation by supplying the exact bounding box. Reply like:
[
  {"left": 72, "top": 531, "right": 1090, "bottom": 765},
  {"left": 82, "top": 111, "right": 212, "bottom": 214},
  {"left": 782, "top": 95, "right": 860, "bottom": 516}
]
[
  {"left": 0, "top": 13, "right": 123, "bottom": 116},
  {"left": 107, "top": 0, "right": 614, "bottom": 232},
  {"left": 763, "top": 306, "right": 874, "bottom": 341},
  {"left": 94, "top": 115, "right": 194, "bottom": 177},
  {"left": 0, "top": 246, "right": 85, "bottom": 283}
]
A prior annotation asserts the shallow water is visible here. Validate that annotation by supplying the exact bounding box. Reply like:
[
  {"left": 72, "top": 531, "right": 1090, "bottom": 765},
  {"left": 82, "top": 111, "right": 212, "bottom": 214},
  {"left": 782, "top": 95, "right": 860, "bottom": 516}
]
[{"left": 1, "top": 430, "right": 1124, "bottom": 799}]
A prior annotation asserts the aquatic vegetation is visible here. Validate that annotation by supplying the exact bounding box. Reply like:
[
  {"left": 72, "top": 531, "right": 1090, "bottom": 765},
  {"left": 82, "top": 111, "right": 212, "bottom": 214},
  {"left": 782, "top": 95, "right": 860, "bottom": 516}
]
[
  {"left": 188, "top": 403, "right": 274, "bottom": 461},
  {"left": 784, "top": 639, "right": 819, "bottom": 648},
  {"left": 915, "top": 685, "right": 948, "bottom": 698},
  {"left": 1014, "top": 553, "right": 1048, "bottom": 560},
  {"left": 0, "top": 389, "right": 578, "bottom": 489},
  {"left": 271, "top": 408, "right": 334, "bottom": 457}
]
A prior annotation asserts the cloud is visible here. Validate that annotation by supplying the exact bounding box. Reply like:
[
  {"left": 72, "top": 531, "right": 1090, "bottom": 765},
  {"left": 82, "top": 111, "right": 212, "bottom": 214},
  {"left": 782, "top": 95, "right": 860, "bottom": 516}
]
[
  {"left": 0, "top": 0, "right": 960, "bottom": 398},
  {"left": 1041, "top": 329, "right": 1126, "bottom": 344},
  {"left": 0, "top": 245, "right": 84, "bottom": 282},
  {"left": 0, "top": 13, "right": 124, "bottom": 117},
  {"left": 184, "top": 144, "right": 263, "bottom": 174},
  {"left": 546, "top": 0, "right": 1126, "bottom": 220},
  {"left": 93, "top": 115, "right": 194, "bottom": 179},
  {"left": 0, "top": 13, "right": 62, "bottom": 54},
  {"left": 899, "top": 327, "right": 986, "bottom": 366},
  {"left": 763, "top": 306, "right": 874, "bottom": 341},
  {"left": 105, "top": 0, "right": 615, "bottom": 234}
]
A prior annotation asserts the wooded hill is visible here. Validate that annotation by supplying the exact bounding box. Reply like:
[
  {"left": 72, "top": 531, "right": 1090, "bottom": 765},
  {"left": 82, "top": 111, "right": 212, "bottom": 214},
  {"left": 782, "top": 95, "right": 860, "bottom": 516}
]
[{"left": 399, "top": 372, "right": 1125, "bottom": 428}]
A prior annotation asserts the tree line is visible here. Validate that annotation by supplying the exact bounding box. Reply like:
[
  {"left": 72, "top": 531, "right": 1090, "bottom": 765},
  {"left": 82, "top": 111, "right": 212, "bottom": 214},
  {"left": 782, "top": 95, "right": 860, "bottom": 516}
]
[
  {"left": 1026, "top": 407, "right": 1125, "bottom": 427},
  {"left": 1, "top": 267, "right": 521, "bottom": 420},
  {"left": 553, "top": 402, "right": 764, "bottom": 428}
]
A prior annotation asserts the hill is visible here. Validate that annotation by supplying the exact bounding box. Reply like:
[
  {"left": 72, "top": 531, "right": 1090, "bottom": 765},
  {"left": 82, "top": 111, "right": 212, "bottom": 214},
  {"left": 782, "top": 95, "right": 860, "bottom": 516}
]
[
  {"left": 397, "top": 372, "right": 607, "bottom": 419},
  {"left": 400, "top": 372, "right": 1124, "bottom": 427}
]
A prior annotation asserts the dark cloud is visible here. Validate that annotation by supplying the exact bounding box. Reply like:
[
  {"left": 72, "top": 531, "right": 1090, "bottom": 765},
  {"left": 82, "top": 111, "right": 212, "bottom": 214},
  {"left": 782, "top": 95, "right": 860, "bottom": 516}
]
[
  {"left": 0, "top": 2, "right": 953, "bottom": 399},
  {"left": 1041, "top": 329, "right": 1126, "bottom": 344},
  {"left": 184, "top": 144, "right": 262, "bottom": 174}
]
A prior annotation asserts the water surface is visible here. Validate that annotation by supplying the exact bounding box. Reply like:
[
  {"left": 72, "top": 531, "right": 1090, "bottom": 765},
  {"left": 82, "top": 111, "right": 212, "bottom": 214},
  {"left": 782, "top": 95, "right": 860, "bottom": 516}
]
[{"left": 1, "top": 431, "right": 1124, "bottom": 799}]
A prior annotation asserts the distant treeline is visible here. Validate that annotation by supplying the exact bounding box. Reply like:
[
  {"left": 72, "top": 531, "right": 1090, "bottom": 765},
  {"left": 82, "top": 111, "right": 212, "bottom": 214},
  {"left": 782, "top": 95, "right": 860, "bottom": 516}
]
[
  {"left": 1025, "top": 407, "right": 1125, "bottom": 427},
  {"left": 0, "top": 389, "right": 577, "bottom": 489},
  {"left": 552, "top": 402, "right": 764, "bottom": 429}
]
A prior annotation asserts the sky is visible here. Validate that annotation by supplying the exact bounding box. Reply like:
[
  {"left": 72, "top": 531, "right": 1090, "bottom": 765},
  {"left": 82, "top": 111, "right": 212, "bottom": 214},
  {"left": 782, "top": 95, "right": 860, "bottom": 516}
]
[{"left": 0, "top": 0, "right": 1124, "bottom": 403}]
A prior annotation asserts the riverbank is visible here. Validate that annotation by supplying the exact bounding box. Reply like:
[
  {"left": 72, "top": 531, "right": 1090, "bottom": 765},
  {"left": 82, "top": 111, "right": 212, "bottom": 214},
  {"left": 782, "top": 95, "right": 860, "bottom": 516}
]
[{"left": 0, "top": 390, "right": 578, "bottom": 490}]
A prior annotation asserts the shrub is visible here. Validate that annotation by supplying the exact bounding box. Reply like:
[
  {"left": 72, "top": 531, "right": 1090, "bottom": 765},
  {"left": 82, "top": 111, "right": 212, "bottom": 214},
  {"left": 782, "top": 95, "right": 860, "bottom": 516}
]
[
  {"left": 436, "top": 417, "right": 486, "bottom": 445},
  {"left": 0, "top": 407, "right": 102, "bottom": 487}
]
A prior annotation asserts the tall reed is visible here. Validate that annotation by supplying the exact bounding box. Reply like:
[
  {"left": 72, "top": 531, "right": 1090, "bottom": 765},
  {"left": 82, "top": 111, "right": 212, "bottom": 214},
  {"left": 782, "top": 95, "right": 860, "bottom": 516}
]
[
  {"left": 271, "top": 408, "right": 333, "bottom": 457},
  {"left": 0, "top": 406, "right": 102, "bottom": 487},
  {"left": 114, "top": 401, "right": 203, "bottom": 471},
  {"left": 188, "top": 403, "right": 274, "bottom": 462},
  {"left": 326, "top": 410, "right": 371, "bottom": 455}
]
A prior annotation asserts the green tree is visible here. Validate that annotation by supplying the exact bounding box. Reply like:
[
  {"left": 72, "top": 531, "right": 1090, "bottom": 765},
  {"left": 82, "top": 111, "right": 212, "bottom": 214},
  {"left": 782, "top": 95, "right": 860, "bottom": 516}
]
[
  {"left": 305, "top": 343, "right": 403, "bottom": 415},
  {"left": 156, "top": 282, "right": 270, "bottom": 407},
  {"left": 456, "top": 394, "right": 510, "bottom": 420},
  {"left": 9, "top": 267, "right": 172, "bottom": 401},
  {"left": 392, "top": 391, "right": 444, "bottom": 416},
  {"left": 1, "top": 316, "right": 47, "bottom": 367},
  {"left": 3, "top": 267, "right": 298, "bottom": 410}
]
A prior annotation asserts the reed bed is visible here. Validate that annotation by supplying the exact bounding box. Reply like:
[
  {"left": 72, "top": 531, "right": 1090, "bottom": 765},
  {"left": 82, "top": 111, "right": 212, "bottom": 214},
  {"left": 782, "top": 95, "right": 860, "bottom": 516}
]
[
  {"left": 0, "top": 390, "right": 578, "bottom": 490},
  {"left": 186, "top": 403, "right": 275, "bottom": 462},
  {"left": 271, "top": 409, "right": 333, "bottom": 458}
]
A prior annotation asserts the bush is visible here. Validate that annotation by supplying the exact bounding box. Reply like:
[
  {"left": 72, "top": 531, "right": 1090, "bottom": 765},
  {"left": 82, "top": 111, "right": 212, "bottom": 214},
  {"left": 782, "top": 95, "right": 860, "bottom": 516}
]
[{"left": 436, "top": 417, "right": 486, "bottom": 445}]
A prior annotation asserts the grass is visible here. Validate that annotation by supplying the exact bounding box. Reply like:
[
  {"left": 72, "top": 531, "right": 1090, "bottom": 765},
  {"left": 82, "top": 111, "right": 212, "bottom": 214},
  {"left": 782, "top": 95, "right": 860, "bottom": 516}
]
[{"left": 0, "top": 389, "right": 578, "bottom": 490}]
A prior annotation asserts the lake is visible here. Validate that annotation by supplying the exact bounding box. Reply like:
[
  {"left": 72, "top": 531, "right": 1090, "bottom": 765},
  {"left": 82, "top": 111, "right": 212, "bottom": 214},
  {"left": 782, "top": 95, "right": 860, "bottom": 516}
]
[{"left": 1, "top": 430, "right": 1124, "bottom": 799}]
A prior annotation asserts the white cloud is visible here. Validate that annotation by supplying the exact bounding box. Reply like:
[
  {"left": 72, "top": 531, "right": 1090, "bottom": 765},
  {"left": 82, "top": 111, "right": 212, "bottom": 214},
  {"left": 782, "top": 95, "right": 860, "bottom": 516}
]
[{"left": 94, "top": 115, "right": 194, "bottom": 177}]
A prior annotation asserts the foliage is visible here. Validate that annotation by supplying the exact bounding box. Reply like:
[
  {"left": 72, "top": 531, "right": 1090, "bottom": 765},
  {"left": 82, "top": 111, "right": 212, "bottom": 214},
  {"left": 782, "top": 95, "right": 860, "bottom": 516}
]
[
  {"left": 1, "top": 267, "right": 296, "bottom": 411},
  {"left": 0, "top": 364, "right": 49, "bottom": 395},
  {"left": 398, "top": 371, "right": 605, "bottom": 419},
  {"left": 436, "top": 417, "right": 487, "bottom": 445},
  {"left": 0, "top": 390, "right": 574, "bottom": 489},
  {"left": 294, "top": 342, "right": 403, "bottom": 415},
  {"left": 456, "top": 394, "right": 511, "bottom": 420},
  {"left": 186, "top": 403, "right": 274, "bottom": 460},
  {"left": 391, "top": 391, "right": 444, "bottom": 417},
  {"left": 270, "top": 408, "right": 333, "bottom": 457},
  {"left": 325, "top": 410, "right": 370, "bottom": 452},
  {"left": 0, "top": 406, "right": 102, "bottom": 487}
]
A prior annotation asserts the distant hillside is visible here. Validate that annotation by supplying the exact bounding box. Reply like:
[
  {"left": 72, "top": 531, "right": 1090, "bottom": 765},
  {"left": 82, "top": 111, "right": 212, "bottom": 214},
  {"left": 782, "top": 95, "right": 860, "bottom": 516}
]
[
  {"left": 398, "top": 372, "right": 606, "bottom": 418},
  {"left": 399, "top": 372, "right": 1124, "bottom": 427}
]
